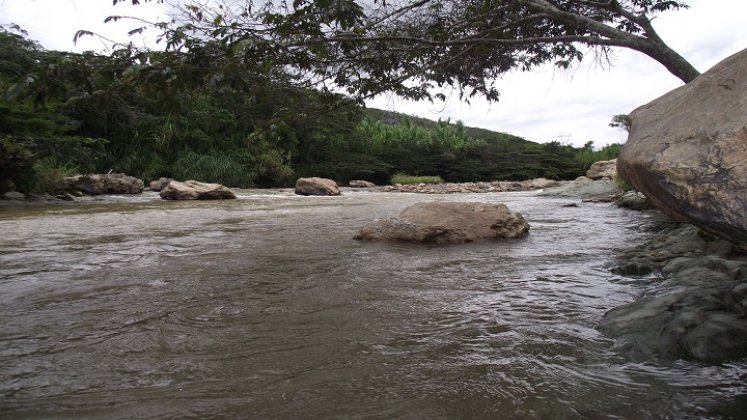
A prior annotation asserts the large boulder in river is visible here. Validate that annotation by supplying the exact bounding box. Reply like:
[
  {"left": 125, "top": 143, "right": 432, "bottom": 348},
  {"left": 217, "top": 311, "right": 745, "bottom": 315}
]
[
  {"left": 618, "top": 48, "right": 747, "bottom": 246},
  {"left": 586, "top": 159, "right": 617, "bottom": 180},
  {"left": 64, "top": 173, "right": 144, "bottom": 195},
  {"left": 295, "top": 177, "right": 341, "bottom": 196},
  {"left": 160, "top": 180, "right": 236, "bottom": 200},
  {"left": 354, "top": 201, "right": 529, "bottom": 244}
]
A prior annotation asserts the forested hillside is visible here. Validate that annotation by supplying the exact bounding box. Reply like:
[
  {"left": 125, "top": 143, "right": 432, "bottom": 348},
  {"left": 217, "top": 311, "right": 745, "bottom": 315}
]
[{"left": 0, "top": 27, "right": 619, "bottom": 193}]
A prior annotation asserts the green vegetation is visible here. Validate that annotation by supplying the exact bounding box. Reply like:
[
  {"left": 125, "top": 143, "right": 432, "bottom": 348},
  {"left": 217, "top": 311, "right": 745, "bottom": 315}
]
[
  {"left": 614, "top": 175, "right": 634, "bottom": 192},
  {"left": 0, "top": 27, "right": 622, "bottom": 194},
  {"left": 391, "top": 174, "right": 445, "bottom": 185}
]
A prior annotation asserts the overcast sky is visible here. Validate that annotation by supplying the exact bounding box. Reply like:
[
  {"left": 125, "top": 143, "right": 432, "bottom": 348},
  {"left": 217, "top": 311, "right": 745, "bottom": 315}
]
[{"left": 2, "top": 0, "right": 746, "bottom": 147}]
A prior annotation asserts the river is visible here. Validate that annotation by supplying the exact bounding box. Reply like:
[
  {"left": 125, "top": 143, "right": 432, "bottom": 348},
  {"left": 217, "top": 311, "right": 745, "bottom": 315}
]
[{"left": 1, "top": 189, "right": 745, "bottom": 418}]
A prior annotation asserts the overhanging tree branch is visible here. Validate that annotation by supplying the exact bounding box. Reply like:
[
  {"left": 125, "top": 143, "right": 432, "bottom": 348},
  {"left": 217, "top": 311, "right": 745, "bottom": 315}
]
[{"left": 111, "top": 0, "right": 701, "bottom": 102}]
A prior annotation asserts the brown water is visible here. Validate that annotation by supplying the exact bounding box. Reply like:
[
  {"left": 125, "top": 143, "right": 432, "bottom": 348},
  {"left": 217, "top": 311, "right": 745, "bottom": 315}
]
[{"left": 1, "top": 190, "right": 745, "bottom": 419}]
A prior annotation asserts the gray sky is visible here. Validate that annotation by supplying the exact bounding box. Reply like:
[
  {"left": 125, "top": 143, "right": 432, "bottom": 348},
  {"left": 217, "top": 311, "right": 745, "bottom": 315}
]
[{"left": 2, "top": 0, "right": 746, "bottom": 147}]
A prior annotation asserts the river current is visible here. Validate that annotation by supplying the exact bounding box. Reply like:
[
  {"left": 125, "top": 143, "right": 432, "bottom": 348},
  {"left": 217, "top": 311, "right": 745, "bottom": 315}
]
[{"left": 1, "top": 189, "right": 746, "bottom": 419}]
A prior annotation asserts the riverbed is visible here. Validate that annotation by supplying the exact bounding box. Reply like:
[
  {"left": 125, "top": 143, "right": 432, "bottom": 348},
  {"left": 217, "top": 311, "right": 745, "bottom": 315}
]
[{"left": 1, "top": 190, "right": 745, "bottom": 418}]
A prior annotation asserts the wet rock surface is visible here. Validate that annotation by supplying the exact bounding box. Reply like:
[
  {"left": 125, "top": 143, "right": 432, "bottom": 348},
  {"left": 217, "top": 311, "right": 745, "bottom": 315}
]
[{"left": 602, "top": 223, "right": 747, "bottom": 362}]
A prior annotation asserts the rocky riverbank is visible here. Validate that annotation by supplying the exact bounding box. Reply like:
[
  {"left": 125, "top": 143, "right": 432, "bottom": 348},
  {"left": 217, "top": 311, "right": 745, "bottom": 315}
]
[
  {"left": 378, "top": 177, "right": 560, "bottom": 194},
  {"left": 602, "top": 223, "right": 747, "bottom": 361}
]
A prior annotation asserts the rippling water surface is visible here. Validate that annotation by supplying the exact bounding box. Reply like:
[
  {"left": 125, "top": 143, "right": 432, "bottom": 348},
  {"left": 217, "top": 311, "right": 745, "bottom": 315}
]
[{"left": 1, "top": 190, "right": 746, "bottom": 418}]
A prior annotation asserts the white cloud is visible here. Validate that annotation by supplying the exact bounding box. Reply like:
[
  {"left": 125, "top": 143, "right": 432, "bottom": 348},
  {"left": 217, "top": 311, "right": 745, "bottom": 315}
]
[
  {"left": 2, "top": 0, "right": 746, "bottom": 147},
  {"left": 0, "top": 0, "right": 168, "bottom": 52}
]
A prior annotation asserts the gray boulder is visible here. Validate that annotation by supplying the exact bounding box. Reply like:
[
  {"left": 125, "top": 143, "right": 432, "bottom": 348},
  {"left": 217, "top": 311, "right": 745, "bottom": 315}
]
[
  {"left": 295, "top": 177, "right": 341, "bottom": 196},
  {"left": 63, "top": 173, "right": 144, "bottom": 195},
  {"left": 159, "top": 180, "right": 237, "bottom": 200},
  {"left": 354, "top": 201, "right": 529, "bottom": 244},
  {"left": 618, "top": 48, "right": 747, "bottom": 246},
  {"left": 586, "top": 159, "right": 617, "bottom": 180}
]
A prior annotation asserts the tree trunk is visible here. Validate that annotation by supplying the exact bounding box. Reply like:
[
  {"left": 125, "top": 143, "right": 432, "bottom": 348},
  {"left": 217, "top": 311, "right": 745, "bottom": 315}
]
[{"left": 637, "top": 39, "right": 701, "bottom": 84}]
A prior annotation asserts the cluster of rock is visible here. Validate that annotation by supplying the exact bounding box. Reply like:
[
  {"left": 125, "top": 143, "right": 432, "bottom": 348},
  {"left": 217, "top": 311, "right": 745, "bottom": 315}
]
[
  {"left": 61, "top": 173, "right": 144, "bottom": 195},
  {"left": 602, "top": 48, "right": 747, "bottom": 362},
  {"left": 380, "top": 178, "right": 560, "bottom": 194},
  {"left": 603, "top": 223, "right": 747, "bottom": 361},
  {"left": 354, "top": 201, "right": 530, "bottom": 244}
]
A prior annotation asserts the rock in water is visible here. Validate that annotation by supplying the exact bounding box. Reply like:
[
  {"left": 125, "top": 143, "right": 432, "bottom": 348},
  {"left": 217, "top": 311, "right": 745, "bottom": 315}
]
[
  {"left": 159, "top": 180, "right": 237, "bottom": 200},
  {"left": 349, "top": 180, "right": 376, "bottom": 188},
  {"left": 64, "top": 173, "right": 144, "bottom": 195},
  {"left": 295, "top": 177, "right": 341, "bottom": 196},
  {"left": 354, "top": 201, "right": 529, "bottom": 244},
  {"left": 585, "top": 159, "right": 617, "bottom": 180},
  {"left": 618, "top": 48, "right": 747, "bottom": 246},
  {"left": 149, "top": 177, "right": 173, "bottom": 191}
]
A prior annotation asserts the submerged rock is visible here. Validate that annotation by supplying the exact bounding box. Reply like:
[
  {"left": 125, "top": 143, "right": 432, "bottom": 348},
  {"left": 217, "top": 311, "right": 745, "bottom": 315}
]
[
  {"left": 618, "top": 48, "right": 747, "bottom": 247},
  {"left": 295, "top": 177, "right": 341, "bottom": 196},
  {"left": 354, "top": 201, "right": 529, "bottom": 244},
  {"left": 159, "top": 180, "right": 237, "bottom": 200}
]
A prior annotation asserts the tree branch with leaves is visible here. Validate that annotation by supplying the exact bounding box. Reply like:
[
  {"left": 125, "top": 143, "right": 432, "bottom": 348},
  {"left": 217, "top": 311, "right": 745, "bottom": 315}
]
[{"left": 106, "top": 0, "right": 700, "bottom": 102}]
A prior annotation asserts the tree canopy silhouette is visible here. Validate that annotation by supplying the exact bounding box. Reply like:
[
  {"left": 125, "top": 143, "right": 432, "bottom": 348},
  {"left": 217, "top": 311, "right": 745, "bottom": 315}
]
[{"left": 108, "top": 0, "right": 700, "bottom": 102}]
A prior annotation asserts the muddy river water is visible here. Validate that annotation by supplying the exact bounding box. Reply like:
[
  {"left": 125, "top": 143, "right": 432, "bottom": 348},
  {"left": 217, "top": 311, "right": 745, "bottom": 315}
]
[{"left": 1, "top": 190, "right": 745, "bottom": 418}]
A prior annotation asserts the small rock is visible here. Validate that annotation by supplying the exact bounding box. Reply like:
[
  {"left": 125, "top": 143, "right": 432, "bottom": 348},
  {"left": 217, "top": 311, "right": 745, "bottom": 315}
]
[
  {"left": 3, "top": 191, "right": 25, "bottom": 200},
  {"left": 149, "top": 177, "right": 174, "bottom": 191},
  {"left": 349, "top": 180, "right": 376, "bottom": 188},
  {"left": 615, "top": 191, "right": 654, "bottom": 211}
]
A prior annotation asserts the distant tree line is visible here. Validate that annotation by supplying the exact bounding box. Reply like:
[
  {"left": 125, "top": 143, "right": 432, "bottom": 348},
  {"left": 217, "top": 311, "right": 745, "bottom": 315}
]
[{"left": 1, "top": 27, "right": 619, "bottom": 193}]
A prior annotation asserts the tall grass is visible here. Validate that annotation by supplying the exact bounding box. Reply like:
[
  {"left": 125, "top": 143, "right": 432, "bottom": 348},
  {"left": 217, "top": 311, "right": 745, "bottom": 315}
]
[{"left": 172, "top": 150, "right": 255, "bottom": 187}]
